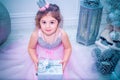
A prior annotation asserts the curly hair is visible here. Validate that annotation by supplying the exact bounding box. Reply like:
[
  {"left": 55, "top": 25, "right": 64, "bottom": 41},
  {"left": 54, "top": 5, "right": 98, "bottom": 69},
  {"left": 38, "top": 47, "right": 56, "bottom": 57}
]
[{"left": 35, "top": 4, "right": 62, "bottom": 29}]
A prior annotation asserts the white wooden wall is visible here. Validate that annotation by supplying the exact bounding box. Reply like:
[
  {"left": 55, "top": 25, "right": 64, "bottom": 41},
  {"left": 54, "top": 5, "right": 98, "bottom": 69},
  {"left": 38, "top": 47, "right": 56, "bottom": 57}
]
[{"left": 0, "top": 0, "right": 107, "bottom": 39}]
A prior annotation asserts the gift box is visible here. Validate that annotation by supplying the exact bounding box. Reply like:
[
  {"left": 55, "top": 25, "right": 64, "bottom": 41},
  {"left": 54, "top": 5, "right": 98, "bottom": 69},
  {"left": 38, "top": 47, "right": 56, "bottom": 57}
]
[{"left": 37, "top": 59, "right": 63, "bottom": 80}]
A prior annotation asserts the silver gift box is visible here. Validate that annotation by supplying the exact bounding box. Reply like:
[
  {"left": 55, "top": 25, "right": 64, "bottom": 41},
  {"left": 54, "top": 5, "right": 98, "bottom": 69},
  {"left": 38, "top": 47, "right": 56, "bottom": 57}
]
[{"left": 37, "top": 60, "right": 63, "bottom": 80}]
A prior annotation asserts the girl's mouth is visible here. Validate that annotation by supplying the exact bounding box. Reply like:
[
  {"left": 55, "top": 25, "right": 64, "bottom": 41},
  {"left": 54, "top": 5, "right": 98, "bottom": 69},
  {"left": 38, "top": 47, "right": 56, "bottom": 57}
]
[{"left": 46, "top": 30, "right": 51, "bottom": 32}]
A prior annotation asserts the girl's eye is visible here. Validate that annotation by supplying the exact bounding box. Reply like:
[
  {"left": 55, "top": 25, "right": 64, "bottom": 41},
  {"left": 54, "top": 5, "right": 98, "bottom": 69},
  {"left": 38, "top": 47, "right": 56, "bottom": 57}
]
[
  {"left": 50, "top": 21, "right": 54, "bottom": 24},
  {"left": 42, "top": 21, "right": 46, "bottom": 24}
]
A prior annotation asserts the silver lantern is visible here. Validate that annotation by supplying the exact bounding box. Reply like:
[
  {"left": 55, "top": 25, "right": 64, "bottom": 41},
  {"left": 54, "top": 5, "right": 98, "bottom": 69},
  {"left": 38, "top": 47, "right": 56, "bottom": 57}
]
[{"left": 76, "top": 0, "right": 103, "bottom": 45}]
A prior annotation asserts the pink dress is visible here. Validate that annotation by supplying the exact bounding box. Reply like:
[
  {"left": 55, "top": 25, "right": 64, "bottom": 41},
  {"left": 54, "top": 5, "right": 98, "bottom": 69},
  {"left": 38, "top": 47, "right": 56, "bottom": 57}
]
[
  {"left": 36, "top": 30, "right": 64, "bottom": 60},
  {"left": 0, "top": 29, "right": 102, "bottom": 80},
  {"left": 0, "top": 32, "right": 101, "bottom": 80},
  {"left": 36, "top": 30, "right": 69, "bottom": 79},
  {"left": 0, "top": 29, "right": 73, "bottom": 80}
]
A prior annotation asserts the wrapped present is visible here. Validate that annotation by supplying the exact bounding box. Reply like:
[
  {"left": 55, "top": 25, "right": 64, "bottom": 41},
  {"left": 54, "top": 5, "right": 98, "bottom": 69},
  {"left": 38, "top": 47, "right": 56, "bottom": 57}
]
[{"left": 37, "top": 59, "right": 63, "bottom": 80}]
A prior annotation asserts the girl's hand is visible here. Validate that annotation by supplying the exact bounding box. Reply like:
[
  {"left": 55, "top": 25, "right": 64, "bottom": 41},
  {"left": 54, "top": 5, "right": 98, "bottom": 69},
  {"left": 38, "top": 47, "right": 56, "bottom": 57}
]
[
  {"left": 34, "top": 59, "right": 39, "bottom": 71},
  {"left": 60, "top": 60, "right": 67, "bottom": 72},
  {"left": 35, "top": 62, "right": 38, "bottom": 71}
]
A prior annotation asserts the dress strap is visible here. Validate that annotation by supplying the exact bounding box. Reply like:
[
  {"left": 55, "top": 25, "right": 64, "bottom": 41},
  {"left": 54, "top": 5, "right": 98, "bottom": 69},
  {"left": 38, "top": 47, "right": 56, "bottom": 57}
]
[
  {"left": 58, "top": 28, "right": 62, "bottom": 39},
  {"left": 38, "top": 29, "right": 44, "bottom": 39},
  {"left": 38, "top": 29, "right": 41, "bottom": 37},
  {"left": 54, "top": 28, "right": 62, "bottom": 41}
]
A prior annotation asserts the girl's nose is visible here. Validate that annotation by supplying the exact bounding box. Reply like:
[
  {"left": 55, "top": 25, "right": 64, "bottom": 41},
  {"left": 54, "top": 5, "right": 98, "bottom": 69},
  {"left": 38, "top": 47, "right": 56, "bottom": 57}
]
[{"left": 46, "top": 23, "right": 50, "bottom": 28}]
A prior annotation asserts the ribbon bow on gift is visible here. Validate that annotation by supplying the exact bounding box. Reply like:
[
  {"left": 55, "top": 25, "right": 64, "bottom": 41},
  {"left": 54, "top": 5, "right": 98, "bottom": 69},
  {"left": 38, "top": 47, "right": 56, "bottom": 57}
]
[
  {"left": 38, "top": 60, "right": 62, "bottom": 73},
  {"left": 38, "top": 59, "right": 51, "bottom": 73}
]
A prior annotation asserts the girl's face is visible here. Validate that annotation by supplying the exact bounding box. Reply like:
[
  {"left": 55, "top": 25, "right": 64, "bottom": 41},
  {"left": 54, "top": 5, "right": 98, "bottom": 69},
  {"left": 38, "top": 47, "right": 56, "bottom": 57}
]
[{"left": 40, "top": 14, "right": 58, "bottom": 36}]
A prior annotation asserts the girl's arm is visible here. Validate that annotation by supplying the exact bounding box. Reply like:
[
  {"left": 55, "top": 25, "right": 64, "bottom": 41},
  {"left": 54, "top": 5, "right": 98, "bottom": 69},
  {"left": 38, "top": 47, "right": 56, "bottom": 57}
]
[
  {"left": 28, "top": 30, "right": 38, "bottom": 70},
  {"left": 61, "top": 29, "right": 72, "bottom": 71}
]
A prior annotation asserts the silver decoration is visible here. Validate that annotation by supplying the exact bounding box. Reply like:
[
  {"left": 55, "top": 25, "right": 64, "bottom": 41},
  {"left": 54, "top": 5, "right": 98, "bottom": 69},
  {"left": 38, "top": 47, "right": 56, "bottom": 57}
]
[
  {"left": 76, "top": 0, "right": 103, "bottom": 45},
  {"left": 37, "top": 60, "right": 63, "bottom": 79},
  {"left": 0, "top": 2, "right": 11, "bottom": 45}
]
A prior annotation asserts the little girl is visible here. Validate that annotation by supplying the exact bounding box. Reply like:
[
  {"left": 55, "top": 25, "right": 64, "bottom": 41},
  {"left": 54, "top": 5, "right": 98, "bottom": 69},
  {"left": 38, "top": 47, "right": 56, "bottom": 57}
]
[
  {"left": 0, "top": 0, "right": 99, "bottom": 80},
  {"left": 28, "top": 0, "right": 72, "bottom": 79}
]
